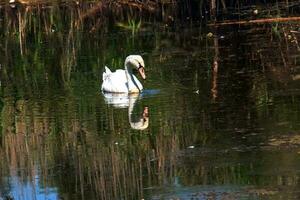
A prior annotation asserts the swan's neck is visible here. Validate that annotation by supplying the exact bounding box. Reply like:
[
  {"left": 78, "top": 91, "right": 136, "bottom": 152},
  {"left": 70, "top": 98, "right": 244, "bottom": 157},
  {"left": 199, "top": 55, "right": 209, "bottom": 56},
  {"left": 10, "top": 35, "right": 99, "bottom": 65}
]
[
  {"left": 125, "top": 64, "right": 140, "bottom": 93},
  {"left": 125, "top": 65, "right": 132, "bottom": 78}
]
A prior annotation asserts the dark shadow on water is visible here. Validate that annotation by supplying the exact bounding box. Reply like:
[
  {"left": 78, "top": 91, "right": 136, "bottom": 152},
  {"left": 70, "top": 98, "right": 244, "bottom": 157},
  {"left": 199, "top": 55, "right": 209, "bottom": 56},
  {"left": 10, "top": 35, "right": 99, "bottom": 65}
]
[{"left": 149, "top": 184, "right": 256, "bottom": 200}]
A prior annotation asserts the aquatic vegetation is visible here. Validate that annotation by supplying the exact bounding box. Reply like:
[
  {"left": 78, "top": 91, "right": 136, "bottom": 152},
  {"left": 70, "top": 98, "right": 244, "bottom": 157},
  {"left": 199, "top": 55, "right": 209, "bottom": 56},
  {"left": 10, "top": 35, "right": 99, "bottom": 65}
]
[{"left": 116, "top": 18, "right": 142, "bottom": 36}]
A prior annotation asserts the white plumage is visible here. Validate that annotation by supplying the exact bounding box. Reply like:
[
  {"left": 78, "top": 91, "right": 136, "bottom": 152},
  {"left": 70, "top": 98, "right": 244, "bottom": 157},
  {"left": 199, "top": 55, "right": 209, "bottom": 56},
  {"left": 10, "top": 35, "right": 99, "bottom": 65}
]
[{"left": 101, "top": 55, "right": 146, "bottom": 93}]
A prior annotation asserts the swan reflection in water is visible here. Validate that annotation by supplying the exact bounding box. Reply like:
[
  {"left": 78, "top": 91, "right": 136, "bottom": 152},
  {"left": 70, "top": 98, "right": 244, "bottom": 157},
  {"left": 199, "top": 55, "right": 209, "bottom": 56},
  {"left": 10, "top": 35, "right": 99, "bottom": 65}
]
[{"left": 103, "top": 93, "right": 149, "bottom": 130}]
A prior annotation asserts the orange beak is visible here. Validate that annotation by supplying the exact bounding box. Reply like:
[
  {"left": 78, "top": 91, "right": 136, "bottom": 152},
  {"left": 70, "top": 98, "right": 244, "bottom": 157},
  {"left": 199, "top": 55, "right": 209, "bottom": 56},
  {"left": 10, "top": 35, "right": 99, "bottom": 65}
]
[{"left": 138, "top": 67, "right": 146, "bottom": 80}]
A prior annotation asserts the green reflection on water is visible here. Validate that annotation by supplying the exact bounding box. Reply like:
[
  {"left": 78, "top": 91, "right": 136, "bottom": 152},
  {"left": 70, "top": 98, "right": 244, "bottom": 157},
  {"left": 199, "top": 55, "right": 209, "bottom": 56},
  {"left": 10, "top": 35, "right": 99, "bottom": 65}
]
[{"left": 1, "top": 5, "right": 300, "bottom": 200}]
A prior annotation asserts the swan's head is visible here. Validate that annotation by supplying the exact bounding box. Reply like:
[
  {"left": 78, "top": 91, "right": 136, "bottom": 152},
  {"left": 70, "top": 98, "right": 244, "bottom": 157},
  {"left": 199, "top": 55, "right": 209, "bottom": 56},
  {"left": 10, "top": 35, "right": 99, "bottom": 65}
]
[{"left": 125, "top": 55, "right": 146, "bottom": 80}]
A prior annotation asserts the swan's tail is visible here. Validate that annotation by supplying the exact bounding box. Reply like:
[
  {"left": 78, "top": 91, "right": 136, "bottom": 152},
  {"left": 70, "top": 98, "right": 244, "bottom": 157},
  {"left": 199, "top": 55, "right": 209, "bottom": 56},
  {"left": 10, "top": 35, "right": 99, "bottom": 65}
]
[{"left": 102, "top": 66, "right": 112, "bottom": 81}]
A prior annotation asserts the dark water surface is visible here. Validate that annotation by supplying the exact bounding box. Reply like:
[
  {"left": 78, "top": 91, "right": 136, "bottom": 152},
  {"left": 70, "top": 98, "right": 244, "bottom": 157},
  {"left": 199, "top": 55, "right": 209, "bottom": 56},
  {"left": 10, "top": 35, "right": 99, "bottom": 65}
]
[{"left": 1, "top": 13, "right": 300, "bottom": 199}]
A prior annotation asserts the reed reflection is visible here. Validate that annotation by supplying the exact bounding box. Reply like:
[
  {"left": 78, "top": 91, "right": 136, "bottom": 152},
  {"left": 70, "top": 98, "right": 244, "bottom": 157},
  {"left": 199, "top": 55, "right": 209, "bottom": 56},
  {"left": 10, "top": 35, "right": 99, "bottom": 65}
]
[
  {"left": 103, "top": 93, "right": 149, "bottom": 130},
  {"left": 0, "top": 93, "right": 151, "bottom": 200}
]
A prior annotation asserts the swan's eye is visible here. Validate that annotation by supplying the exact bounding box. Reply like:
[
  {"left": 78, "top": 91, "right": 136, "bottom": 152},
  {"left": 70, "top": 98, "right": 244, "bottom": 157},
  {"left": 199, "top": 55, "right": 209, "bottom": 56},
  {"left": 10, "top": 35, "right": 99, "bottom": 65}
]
[{"left": 138, "top": 62, "right": 143, "bottom": 69}]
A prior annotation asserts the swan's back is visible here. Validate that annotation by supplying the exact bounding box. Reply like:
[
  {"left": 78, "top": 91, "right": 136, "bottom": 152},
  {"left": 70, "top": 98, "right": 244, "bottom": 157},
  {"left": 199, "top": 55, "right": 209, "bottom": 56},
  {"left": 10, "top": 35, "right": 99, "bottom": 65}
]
[{"left": 102, "top": 67, "right": 129, "bottom": 93}]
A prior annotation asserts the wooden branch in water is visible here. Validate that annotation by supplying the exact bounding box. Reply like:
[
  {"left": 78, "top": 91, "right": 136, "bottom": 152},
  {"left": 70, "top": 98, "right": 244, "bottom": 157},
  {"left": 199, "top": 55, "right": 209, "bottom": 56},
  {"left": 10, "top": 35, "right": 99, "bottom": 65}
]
[
  {"left": 116, "top": 0, "right": 158, "bottom": 12},
  {"left": 80, "top": 2, "right": 106, "bottom": 21},
  {"left": 209, "top": 17, "right": 300, "bottom": 26},
  {"left": 77, "top": 0, "right": 157, "bottom": 26},
  {"left": 290, "top": 30, "right": 300, "bottom": 34}
]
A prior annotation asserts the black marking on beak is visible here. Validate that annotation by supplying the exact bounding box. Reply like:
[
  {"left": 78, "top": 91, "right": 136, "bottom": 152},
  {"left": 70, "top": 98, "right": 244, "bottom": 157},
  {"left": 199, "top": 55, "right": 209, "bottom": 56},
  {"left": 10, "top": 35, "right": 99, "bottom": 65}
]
[{"left": 138, "top": 62, "right": 143, "bottom": 69}]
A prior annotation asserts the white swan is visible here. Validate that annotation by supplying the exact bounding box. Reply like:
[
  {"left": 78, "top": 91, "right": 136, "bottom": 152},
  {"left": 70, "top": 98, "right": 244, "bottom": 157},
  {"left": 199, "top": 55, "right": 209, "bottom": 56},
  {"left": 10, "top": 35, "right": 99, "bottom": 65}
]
[
  {"left": 101, "top": 55, "right": 146, "bottom": 93},
  {"left": 103, "top": 93, "right": 149, "bottom": 130}
]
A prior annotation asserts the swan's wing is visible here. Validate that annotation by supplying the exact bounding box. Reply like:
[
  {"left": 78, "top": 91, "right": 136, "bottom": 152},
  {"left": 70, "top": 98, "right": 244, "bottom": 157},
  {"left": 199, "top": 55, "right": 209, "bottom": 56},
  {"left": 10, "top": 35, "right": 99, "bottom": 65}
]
[
  {"left": 104, "top": 66, "right": 112, "bottom": 74},
  {"left": 101, "top": 70, "right": 129, "bottom": 93},
  {"left": 102, "top": 66, "right": 112, "bottom": 81}
]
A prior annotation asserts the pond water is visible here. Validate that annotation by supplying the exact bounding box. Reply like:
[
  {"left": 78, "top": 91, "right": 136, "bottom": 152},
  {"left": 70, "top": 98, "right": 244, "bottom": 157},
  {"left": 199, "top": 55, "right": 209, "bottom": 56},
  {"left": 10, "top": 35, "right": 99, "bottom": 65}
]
[{"left": 1, "top": 8, "right": 300, "bottom": 199}]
